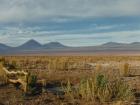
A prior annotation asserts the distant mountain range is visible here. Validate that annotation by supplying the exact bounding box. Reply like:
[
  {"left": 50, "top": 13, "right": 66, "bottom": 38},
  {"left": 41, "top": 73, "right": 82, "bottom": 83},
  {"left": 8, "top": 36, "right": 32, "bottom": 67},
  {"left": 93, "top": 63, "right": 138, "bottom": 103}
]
[
  {"left": 15, "top": 39, "right": 66, "bottom": 50},
  {"left": 1, "top": 39, "right": 140, "bottom": 55}
]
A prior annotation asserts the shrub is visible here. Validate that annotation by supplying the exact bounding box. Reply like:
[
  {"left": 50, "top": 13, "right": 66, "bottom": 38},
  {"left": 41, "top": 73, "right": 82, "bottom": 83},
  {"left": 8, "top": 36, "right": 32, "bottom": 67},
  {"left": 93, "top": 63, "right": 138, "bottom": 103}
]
[
  {"left": 27, "top": 74, "right": 38, "bottom": 95},
  {"left": 64, "top": 74, "right": 134, "bottom": 104},
  {"left": 112, "top": 80, "right": 134, "bottom": 101},
  {"left": 96, "top": 74, "right": 108, "bottom": 88}
]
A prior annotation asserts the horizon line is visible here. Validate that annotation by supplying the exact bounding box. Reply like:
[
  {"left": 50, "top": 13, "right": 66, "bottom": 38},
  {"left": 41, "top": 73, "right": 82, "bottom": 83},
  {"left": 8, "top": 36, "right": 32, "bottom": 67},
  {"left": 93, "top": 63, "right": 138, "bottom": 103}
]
[{"left": 1, "top": 39, "right": 140, "bottom": 48}]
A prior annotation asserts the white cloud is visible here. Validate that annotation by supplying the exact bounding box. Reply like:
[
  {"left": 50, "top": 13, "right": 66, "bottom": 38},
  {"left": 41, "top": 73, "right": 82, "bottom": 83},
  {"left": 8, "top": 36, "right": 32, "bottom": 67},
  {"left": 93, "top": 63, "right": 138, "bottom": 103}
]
[
  {"left": 0, "top": 0, "right": 140, "bottom": 23},
  {"left": 1, "top": 25, "right": 140, "bottom": 47}
]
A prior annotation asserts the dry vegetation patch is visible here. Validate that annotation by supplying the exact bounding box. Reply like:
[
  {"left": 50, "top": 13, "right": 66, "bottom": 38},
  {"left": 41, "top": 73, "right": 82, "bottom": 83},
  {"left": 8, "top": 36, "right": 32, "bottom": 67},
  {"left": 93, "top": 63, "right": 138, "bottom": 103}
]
[{"left": 0, "top": 56, "right": 140, "bottom": 105}]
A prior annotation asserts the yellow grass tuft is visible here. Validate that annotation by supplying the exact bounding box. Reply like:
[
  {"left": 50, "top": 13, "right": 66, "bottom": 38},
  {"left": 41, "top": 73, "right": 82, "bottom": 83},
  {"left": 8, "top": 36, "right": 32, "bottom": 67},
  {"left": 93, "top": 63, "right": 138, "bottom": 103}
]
[
  {"left": 119, "top": 63, "right": 130, "bottom": 77},
  {"left": 0, "top": 63, "right": 8, "bottom": 85}
]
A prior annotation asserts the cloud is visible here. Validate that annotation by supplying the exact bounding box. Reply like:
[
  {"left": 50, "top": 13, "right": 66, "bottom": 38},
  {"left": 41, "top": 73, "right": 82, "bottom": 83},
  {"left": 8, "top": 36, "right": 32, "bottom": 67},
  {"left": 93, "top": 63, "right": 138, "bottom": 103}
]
[
  {"left": 1, "top": 24, "right": 140, "bottom": 47},
  {"left": 0, "top": 0, "right": 140, "bottom": 23},
  {"left": 0, "top": 0, "right": 140, "bottom": 46}
]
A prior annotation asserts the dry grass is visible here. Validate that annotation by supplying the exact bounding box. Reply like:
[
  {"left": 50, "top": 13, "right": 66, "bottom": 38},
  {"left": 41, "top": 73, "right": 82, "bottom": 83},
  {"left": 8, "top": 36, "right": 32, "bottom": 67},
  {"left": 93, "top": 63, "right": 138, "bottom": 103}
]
[
  {"left": 0, "top": 63, "right": 8, "bottom": 85},
  {"left": 0, "top": 56, "right": 140, "bottom": 105},
  {"left": 63, "top": 73, "right": 134, "bottom": 104}
]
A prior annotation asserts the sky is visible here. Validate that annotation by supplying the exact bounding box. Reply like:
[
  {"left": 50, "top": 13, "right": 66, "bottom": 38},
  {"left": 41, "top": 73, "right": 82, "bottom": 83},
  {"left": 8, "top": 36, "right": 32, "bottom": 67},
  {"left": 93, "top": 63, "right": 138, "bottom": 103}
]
[{"left": 0, "top": 0, "right": 140, "bottom": 47}]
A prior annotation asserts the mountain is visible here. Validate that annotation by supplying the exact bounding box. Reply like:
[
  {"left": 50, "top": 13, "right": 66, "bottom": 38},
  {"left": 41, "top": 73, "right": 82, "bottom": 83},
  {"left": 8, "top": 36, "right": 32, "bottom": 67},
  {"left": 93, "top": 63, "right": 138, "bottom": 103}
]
[
  {"left": 0, "top": 43, "right": 10, "bottom": 50},
  {"left": 0, "top": 43, "right": 12, "bottom": 54},
  {"left": 98, "top": 42, "right": 140, "bottom": 51},
  {"left": 101, "top": 42, "right": 126, "bottom": 47},
  {"left": 130, "top": 42, "right": 140, "bottom": 46},
  {"left": 43, "top": 42, "right": 66, "bottom": 49},
  {"left": 15, "top": 40, "right": 67, "bottom": 50},
  {"left": 16, "top": 39, "right": 42, "bottom": 50},
  {"left": 1, "top": 40, "right": 140, "bottom": 55},
  {"left": 131, "top": 42, "right": 140, "bottom": 44}
]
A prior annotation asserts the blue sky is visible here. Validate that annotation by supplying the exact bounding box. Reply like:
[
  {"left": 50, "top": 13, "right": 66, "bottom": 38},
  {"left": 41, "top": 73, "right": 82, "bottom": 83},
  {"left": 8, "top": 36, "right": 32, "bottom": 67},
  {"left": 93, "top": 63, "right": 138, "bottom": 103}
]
[{"left": 0, "top": 0, "right": 140, "bottom": 47}]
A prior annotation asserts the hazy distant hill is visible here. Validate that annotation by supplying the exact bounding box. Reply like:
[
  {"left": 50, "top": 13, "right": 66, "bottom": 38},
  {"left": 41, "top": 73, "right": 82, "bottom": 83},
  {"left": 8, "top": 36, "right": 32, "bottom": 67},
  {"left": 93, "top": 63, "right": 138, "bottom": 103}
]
[
  {"left": 1, "top": 40, "right": 140, "bottom": 55},
  {"left": 43, "top": 42, "right": 66, "bottom": 49},
  {"left": 0, "top": 43, "right": 11, "bottom": 50},
  {"left": 16, "top": 39, "right": 43, "bottom": 50},
  {"left": 101, "top": 42, "right": 126, "bottom": 47}
]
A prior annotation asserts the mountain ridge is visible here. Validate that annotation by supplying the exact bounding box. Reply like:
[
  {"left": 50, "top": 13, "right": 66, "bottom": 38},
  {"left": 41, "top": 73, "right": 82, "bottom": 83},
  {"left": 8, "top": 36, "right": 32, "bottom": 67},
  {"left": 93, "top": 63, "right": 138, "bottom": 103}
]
[
  {"left": 16, "top": 39, "right": 43, "bottom": 49},
  {"left": 1, "top": 40, "right": 140, "bottom": 55}
]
